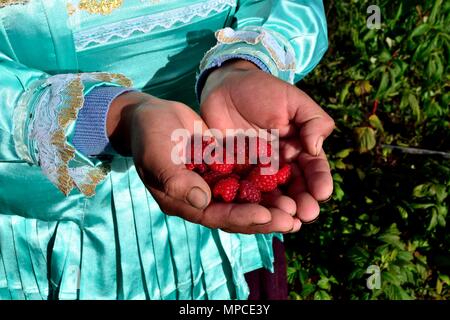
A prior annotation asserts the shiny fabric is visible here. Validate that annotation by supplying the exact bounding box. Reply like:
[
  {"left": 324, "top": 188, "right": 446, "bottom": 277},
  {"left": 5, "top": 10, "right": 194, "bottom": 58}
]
[{"left": 0, "top": 0, "right": 328, "bottom": 300}]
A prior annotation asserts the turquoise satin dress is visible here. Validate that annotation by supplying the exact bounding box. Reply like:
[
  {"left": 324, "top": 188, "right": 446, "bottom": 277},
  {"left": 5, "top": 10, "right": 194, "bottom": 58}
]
[{"left": 0, "top": 0, "right": 328, "bottom": 300}]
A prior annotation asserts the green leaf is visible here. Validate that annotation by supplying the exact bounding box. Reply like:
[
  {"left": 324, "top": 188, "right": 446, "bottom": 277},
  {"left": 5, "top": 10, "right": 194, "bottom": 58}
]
[
  {"left": 355, "top": 127, "right": 377, "bottom": 153},
  {"left": 410, "top": 24, "right": 431, "bottom": 38},
  {"left": 289, "top": 292, "right": 302, "bottom": 300},
  {"left": 348, "top": 246, "right": 370, "bottom": 265},
  {"left": 386, "top": 284, "right": 413, "bottom": 300},
  {"left": 429, "top": 0, "right": 443, "bottom": 24},
  {"left": 336, "top": 148, "right": 353, "bottom": 159},
  {"left": 314, "top": 290, "right": 331, "bottom": 300},
  {"left": 333, "top": 173, "right": 343, "bottom": 183},
  {"left": 379, "top": 49, "right": 392, "bottom": 63},
  {"left": 411, "top": 203, "right": 435, "bottom": 209},
  {"left": 369, "top": 114, "right": 384, "bottom": 132},
  {"left": 333, "top": 183, "right": 345, "bottom": 201},
  {"left": 382, "top": 272, "right": 401, "bottom": 286},
  {"left": 287, "top": 267, "right": 297, "bottom": 284},
  {"left": 396, "top": 205, "right": 408, "bottom": 220},
  {"left": 434, "top": 184, "right": 447, "bottom": 202},
  {"left": 412, "top": 184, "right": 432, "bottom": 198},
  {"left": 428, "top": 210, "right": 438, "bottom": 231},
  {"left": 397, "top": 251, "right": 413, "bottom": 262},
  {"left": 408, "top": 93, "right": 421, "bottom": 123},
  {"left": 335, "top": 160, "right": 346, "bottom": 170},
  {"left": 299, "top": 269, "right": 309, "bottom": 285},
  {"left": 378, "top": 234, "right": 403, "bottom": 249},
  {"left": 438, "top": 274, "right": 450, "bottom": 286},
  {"left": 340, "top": 82, "right": 352, "bottom": 104},
  {"left": 437, "top": 214, "right": 446, "bottom": 227},
  {"left": 436, "top": 278, "right": 443, "bottom": 295},
  {"left": 318, "top": 278, "right": 331, "bottom": 290},
  {"left": 301, "top": 283, "right": 316, "bottom": 298},
  {"left": 376, "top": 71, "right": 389, "bottom": 98},
  {"left": 354, "top": 80, "right": 373, "bottom": 96}
]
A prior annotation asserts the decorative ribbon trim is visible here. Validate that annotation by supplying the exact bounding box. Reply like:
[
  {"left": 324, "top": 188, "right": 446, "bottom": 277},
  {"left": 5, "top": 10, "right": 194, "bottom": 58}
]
[
  {"left": 0, "top": 0, "right": 28, "bottom": 8},
  {"left": 73, "top": 0, "right": 236, "bottom": 50},
  {"left": 19, "top": 72, "right": 132, "bottom": 196},
  {"left": 200, "top": 27, "right": 297, "bottom": 83}
]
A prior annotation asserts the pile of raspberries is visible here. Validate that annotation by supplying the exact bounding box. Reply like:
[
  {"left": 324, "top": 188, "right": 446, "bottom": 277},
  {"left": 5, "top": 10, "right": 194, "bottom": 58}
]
[{"left": 185, "top": 136, "right": 292, "bottom": 203}]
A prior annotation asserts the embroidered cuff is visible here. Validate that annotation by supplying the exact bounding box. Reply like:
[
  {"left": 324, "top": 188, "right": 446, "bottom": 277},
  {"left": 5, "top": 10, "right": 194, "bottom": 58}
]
[
  {"left": 72, "top": 86, "right": 133, "bottom": 156},
  {"left": 14, "top": 72, "right": 133, "bottom": 196},
  {"left": 195, "top": 53, "right": 270, "bottom": 102},
  {"left": 198, "top": 27, "right": 297, "bottom": 89}
]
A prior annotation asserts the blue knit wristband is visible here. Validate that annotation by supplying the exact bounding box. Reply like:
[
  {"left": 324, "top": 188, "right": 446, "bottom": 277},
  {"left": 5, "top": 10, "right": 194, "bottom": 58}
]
[{"left": 72, "top": 86, "right": 133, "bottom": 156}]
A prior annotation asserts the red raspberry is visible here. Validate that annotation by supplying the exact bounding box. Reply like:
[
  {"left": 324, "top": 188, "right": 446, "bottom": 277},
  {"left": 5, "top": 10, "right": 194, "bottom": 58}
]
[
  {"left": 210, "top": 162, "right": 234, "bottom": 174},
  {"left": 213, "top": 177, "right": 240, "bottom": 202},
  {"left": 237, "top": 180, "right": 261, "bottom": 203},
  {"left": 185, "top": 163, "right": 208, "bottom": 173},
  {"left": 203, "top": 171, "right": 227, "bottom": 188},
  {"left": 276, "top": 164, "right": 292, "bottom": 185},
  {"left": 233, "top": 162, "right": 252, "bottom": 175},
  {"left": 209, "top": 150, "right": 235, "bottom": 173},
  {"left": 233, "top": 154, "right": 252, "bottom": 174},
  {"left": 247, "top": 167, "right": 278, "bottom": 192},
  {"left": 196, "top": 163, "right": 208, "bottom": 174}
]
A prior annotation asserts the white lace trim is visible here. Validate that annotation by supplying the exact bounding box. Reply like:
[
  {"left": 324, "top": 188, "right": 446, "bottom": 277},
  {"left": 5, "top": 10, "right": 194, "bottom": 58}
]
[
  {"left": 200, "top": 27, "right": 296, "bottom": 83},
  {"left": 74, "top": 0, "right": 236, "bottom": 50},
  {"left": 25, "top": 73, "right": 131, "bottom": 196},
  {"left": 28, "top": 74, "right": 82, "bottom": 194}
]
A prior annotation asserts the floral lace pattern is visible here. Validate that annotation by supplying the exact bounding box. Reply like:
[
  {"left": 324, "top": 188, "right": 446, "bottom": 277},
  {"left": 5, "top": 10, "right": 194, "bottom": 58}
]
[
  {"left": 23, "top": 73, "right": 132, "bottom": 196},
  {"left": 0, "top": 0, "right": 28, "bottom": 8},
  {"left": 74, "top": 0, "right": 236, "bottom": 50},
  {"left": 200, "top": 27, "right": 297, "bottom": 83}
]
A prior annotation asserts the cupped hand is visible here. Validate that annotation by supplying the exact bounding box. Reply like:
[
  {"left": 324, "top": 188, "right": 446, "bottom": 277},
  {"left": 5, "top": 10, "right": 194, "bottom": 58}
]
[
  {"left": 106, "top": 91, "right": 298, "bottom": 234},
  {"left": 200, "top": 60, "right": 335, "bottom": 231}
]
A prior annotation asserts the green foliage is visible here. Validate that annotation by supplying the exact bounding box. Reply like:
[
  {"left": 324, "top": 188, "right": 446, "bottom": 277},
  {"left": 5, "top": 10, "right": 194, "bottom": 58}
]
[{"left": 287, "top": 0, "right": 450, "bottom": 300}]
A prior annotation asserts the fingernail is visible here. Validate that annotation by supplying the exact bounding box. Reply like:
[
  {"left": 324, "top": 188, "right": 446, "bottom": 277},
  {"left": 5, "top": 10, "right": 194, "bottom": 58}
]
[
  {"left": 319, "top": 195, "right": 333, "bottom": 204},
  {"left": 301, "top": 215, "right": 320, "bottom": 225},
  {"left": 187, "top": 187, "right": 208, "bottom": 209},
  {"left": 315, "top": 136, "right": 324, "bottom": 157},
  {"left": 289, "top": 219, "right": 302, "bottom": 233}
]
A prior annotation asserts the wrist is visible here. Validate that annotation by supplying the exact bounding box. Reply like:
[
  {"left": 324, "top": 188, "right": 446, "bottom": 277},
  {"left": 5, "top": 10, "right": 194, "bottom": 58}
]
[
  {"left": 201, "top": 59, "right": 259, "bottom": 103},
  {"left": 107, "top": 91, "right": 150, "bottom": 156}
]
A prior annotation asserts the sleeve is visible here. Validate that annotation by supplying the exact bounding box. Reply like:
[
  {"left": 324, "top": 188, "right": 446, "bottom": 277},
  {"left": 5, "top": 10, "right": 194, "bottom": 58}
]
[
  {"left": 0, "top": 51, "right": 132, "bottom": 196},
  {"left": 72, "top": 86, "right": 134, "bottom": 156},
  {"left": 197, "top": 0, "right": 328, "bottom": 89}
]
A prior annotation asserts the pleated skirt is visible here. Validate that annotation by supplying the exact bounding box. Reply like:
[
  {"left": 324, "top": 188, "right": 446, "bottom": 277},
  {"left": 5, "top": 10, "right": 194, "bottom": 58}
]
[{"left": 0, "top": 157, "right": 280, "bottom": 300}]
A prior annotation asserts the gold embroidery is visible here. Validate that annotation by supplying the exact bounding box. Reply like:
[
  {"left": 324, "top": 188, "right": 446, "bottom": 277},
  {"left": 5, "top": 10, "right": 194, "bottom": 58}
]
[
  {"left": 79, "top": 165, "right": 110, "bottom": 196},
  {"left": 0, "top": 0, "right": 28, "bottom": 8},
  {"left": 214, "top": 29, "right": 296, "bottom": 72},
  {"left": 78, "top": 0, "right": 123, "bottom": 15},
  {"left": 67, "top": 2, "right": 77, "bottom": 16},
  {"left": 53, "top": 78, "right": 83, "bottom": 195},
  {"left": 91, "top": 72, "right": 133, "bottom": 87},
  {"left": 51, "top": 73, "right": 132, "bottom": 196}
]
